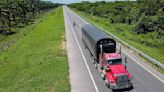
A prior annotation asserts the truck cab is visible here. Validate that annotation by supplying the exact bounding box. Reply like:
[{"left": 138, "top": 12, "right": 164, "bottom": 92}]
[{"left": 102, "top": 53, "right": 133, "bottom": 90}]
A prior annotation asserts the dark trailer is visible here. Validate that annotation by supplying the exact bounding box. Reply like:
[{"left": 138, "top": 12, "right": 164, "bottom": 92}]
[{"left": 82, "top": 24, "right": 116, "bottom": 62}]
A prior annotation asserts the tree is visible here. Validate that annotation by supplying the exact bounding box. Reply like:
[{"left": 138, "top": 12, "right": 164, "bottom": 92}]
[{"left": 0, "top": 0, "right": 59, "bottom": 35}]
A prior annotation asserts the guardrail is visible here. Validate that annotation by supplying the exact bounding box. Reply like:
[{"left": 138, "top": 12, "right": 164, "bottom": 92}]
[{"left": 78, "top": 13, "right": 164, "bottom": 69}]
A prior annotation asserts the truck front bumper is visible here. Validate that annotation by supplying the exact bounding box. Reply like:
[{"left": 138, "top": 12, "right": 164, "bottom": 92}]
[{"left": 110, "top": 82, "right": 133, "bottom": 90}]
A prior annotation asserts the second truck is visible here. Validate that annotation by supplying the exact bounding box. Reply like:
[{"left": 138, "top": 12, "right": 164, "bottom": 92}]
[{"left": 82, "top": 24, "right": 133, "bottom": 90}]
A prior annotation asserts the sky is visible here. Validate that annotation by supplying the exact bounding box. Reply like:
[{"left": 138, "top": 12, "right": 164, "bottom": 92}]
[{"left": 42, "top": 0, "right": 133, "bottom": 4}]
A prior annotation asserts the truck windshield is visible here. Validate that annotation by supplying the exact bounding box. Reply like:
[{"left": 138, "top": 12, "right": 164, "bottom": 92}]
[{"left": 107, "top": 59, "right": 122, "bottom": 65}]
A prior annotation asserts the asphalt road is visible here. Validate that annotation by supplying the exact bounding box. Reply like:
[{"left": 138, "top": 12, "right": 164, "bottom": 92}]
[{"left": 63, "top": 6, "right": 164, "bottom": 92}]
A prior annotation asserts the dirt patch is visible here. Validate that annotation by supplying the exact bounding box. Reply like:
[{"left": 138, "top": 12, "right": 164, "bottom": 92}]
[
  {"left": 47, "top": 86, "right": 54, "bottom": 92},
  {"left": 61, "top": 40, "right": 66, "bottom": 50},
  {"left": 46, "top": 81, "right": 60, "bottom": 92},
  {"left": 60, "top": 33, "right": 66, "bottom": 51},
  {"left": 0, "top": 40, "right": 17, "bottom": 53}
]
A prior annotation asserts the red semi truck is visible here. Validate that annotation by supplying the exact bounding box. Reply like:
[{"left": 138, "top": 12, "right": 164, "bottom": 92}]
[{"left": 82, "top": 24, "right": 133, "bottom": 90}]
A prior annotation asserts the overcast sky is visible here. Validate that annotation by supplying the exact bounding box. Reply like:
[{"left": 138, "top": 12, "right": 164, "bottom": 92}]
[{"left": 42, "top": 0, "right": 134, "bottom": 4}]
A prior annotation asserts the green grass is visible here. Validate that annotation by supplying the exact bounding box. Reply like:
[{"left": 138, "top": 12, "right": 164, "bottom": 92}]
[
  {"left": 0, "top": 7, "right": 70, "bottom": 92},
  {"left": 72, "top": 9, "right": 164, "bottom": 65},
  {"left": 0, "top": 10, "right": 53, "bottom": 52}
]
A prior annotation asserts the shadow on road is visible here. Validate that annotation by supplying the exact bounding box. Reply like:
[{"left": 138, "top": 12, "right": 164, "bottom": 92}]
[{"left": 112, "top": 86, "right": 134, "bottom": 92}]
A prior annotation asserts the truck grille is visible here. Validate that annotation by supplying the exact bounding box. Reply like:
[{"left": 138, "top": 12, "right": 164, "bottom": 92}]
[{"left": 116, "top": 75, "right": 129, "bottom": 85}]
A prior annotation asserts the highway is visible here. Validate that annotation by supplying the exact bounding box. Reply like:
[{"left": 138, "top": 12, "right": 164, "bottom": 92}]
[{"left": 63, "top": 6, "right": 164, "bottom": 92}]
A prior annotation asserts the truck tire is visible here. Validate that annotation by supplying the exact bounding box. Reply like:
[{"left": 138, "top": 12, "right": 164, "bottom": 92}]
[
  {"left": 102, "top": 69, "right": 105, "bottom": 80},
  {"left": 102, "top": 75, "right": 105, "bottom": 80},
  {"left": 105, "top": 77, "right": 110, "bottom": 88},
  {"left": 101, "top": 75, "right": 105, "bottom": 80}
]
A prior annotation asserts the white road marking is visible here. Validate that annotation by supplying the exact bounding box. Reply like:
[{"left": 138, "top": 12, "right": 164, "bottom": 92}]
[{"left": 64, "top": 8, "right": 99, "bottom": 92}]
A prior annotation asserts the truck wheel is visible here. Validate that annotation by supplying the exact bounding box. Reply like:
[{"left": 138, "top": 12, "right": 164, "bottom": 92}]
[
  {"left": 102, "top": 75, "right": 105, "bottom": 80},
  {"left": 102, "top": 70, "right": 105, "bottom": 80},
  {"left": 105, "top": 78, "right": 110, "bottom": 88},
  {"left": 100, "top": 71, "right": 105, "bottom": 80},
  {"left": 101, "top": 74, "right": 105, "bottom": 80}
]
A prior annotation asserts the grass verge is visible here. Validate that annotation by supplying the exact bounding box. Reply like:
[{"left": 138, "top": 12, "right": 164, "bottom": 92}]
[
  {"left": 0, "top": 10, "right": 53, "bottom": 53},
  {"left": 0, "top": 7, "right": 70, "bottom": 92},
  {"left": 71, "top": 9, "right": 164, "bottom": 65}
]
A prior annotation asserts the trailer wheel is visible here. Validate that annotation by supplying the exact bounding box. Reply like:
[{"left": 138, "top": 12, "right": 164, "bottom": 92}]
[
  {"left": 102, "top": 75, "right": 105, "bottom": 80},
  {"left": 105, "top": 77, "right": 110, "bottom": 88}
]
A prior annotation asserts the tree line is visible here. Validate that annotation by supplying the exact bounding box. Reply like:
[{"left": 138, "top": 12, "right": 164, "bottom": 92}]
[
  {"left": 69, "top": 0, "right": 164, "bottom": 37},
  {"left": 69, "top": 0, "right": 164, "bottom": 47},
  {"left": 0, "top": 0, "right": 60, "bottom": 35}
]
